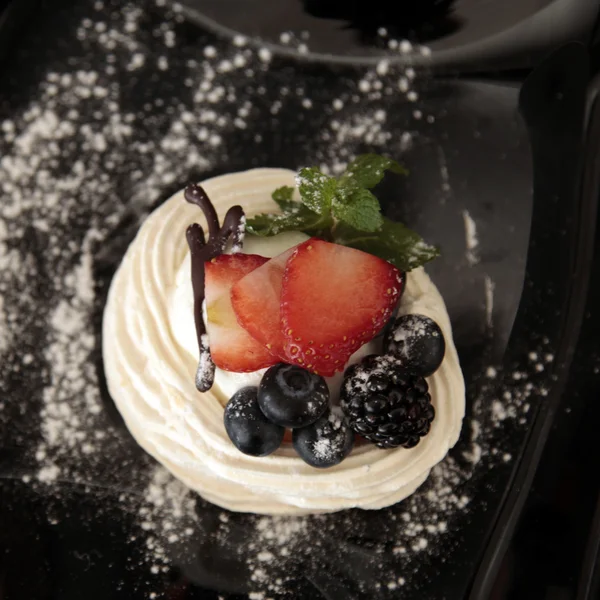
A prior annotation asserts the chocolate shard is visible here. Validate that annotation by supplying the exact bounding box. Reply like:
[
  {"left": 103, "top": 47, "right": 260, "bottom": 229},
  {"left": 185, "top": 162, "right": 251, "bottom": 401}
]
[{"left": 184, "top": 185, "right": 246, "bottom": 392}]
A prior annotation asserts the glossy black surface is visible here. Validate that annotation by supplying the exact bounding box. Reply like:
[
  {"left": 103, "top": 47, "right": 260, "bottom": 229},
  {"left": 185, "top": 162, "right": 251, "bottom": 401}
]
[
  {"left": 492, "top": 48, "right": 600, "bottom": 600},
  {"left": 0, "top": 1, "right": 598, "bottom": 599},
  {"left": 180, "top": 0, "right": 598, "bottom": 71},
  {"left": 470, "top": 42, "right": 596, "bottom": 599}
]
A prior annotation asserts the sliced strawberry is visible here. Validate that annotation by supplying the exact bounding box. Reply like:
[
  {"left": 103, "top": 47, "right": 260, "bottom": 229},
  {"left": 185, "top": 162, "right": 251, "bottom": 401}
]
[
  {"left": 204, "top": 254, "right": 278, "bottom": 372},
  {"left": 281, "top": 238, "right": 402, "bottom": 376},
  {"left": 230, "top": 247, "right": 296, "bottom": 360}
]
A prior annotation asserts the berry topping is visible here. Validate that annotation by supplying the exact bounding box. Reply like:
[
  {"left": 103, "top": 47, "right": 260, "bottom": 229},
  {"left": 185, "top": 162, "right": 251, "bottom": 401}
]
[
  {"left": 204, "top": 254, "right": 278, "bottom": 372},
  {"left": 281, "top": 238, "right": 402, "bottom": 376},
  {"left": 224, "top": 387, "right": 284, "bottom": 456},
  {"left": 258, "top": 363, "right": 329, "bottom": 428},
  {"left": 341, "top": 355, "right": 435, "bottom": 449},
  {"left": 384, "top": 314, "right": 445, "bottom": 377},
  {"left": 231, "top": 247, "right": 296, "bottom": 361},
  {"left": 293, "top": 408, "right": 354, "bottom": 468}
]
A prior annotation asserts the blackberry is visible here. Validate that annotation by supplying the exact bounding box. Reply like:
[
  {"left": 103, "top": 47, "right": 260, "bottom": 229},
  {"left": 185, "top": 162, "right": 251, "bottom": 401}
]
[{"left": 340, "top": 355, "right": 435, "bottom": 449}]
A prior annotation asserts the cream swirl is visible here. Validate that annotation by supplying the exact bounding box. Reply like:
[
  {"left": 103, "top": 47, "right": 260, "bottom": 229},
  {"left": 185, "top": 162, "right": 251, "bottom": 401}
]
[{"left": 102, "top": 168, "right": 465, "bottom": 515}]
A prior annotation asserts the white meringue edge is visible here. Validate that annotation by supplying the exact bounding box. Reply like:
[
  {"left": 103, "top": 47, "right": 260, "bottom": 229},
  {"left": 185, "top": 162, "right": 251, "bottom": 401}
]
[{"left": 102, "top": 168, "right": 465, "bottom": 515}]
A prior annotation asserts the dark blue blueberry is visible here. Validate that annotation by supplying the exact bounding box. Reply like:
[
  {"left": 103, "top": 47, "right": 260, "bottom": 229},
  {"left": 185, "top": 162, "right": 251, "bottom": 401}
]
[
  {"left": 224, "top": 386, "right": 284, "bottom": 456},
  {"left": 258, "top": 363, "right": 329, "bottom": 428},
  {"left": 293, "top": 408, "right": 354, "bottom": 468},
  {"left": 384, "top": 314, "right": 445, "bottom": 377}
]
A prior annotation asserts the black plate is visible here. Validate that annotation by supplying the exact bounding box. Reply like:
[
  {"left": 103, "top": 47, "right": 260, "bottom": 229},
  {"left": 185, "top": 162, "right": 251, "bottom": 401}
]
[
  {"left": 179, "top": 0, "right": 598, "bottom": 71},
  {"left": 0, "top": 1, "right": 596, "bottom": 599}
]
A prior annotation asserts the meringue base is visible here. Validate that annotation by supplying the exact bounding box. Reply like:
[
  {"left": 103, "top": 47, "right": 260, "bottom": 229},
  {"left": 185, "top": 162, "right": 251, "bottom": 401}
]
[{"left": 102, "top": 168, "right": 465, "bottom": 515}]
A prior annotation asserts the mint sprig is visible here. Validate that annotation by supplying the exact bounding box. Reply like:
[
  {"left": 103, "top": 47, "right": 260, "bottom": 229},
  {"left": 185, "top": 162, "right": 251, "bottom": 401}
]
[
  {"left": 271, "top": 185, "right": 296, "bottom": 210},
  {"left": 332, "top": 187, "right": 383, "bottom": 232},
  {"left": 340, "top": 154, "right": 408, "bottom": 189},
  {"left": 296, "top": 168, "right": 338, "bottom": 215},
  {"left": 246, "top": 203, "right": 332, "bottom": 237},
  {"left": 246, "top": 153, "right": 439, "bottom": 271},
  {"left": 333, "top": 218, "right": 440, "bottom": 271},
  {"left": 250, "top": 185, "right": 332, "bottom": 236}
]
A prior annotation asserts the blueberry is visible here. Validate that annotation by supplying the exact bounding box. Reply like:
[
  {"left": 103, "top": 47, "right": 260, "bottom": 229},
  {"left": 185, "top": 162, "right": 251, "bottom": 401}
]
[
  {"left": 293, "top": 408, "right": 354, "bottom": 468},
  {"left": 224, "top": 387, "right": 284, "bottom": 456},
  {"left": 258, "top": 363, "right": 329, "bottom": 428},
  {"left": 384, "top": 314, "right": 445, "bottom": 377}
]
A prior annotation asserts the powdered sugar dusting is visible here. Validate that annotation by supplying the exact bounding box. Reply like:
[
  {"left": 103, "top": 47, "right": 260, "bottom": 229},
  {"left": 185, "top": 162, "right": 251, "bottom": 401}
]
[
  {"left": 342, "top": 354, "right": 400, "bottom": 395},
  {"left": 387, "top": 314, "right": 441, "bottom": 367},
  {"left": 309, "top": 408, "right": 350, "bottom": 463},
  {"left": 136, "top": 466, "right": 199, "bottom": 573},
  {"left": 484, "top": 275, "right": 495, "bottom": 329},
  {"left": 313, "top": 51, "right": 424, "bottom": 175},
  {"left": 36, "top": 229, "right": 102, "bottom": 482},
  {"left": 0, "top": 0, "right": 554, "bottom": 597},
  {"left": 231, "top": 214, "right": 247, "bottom": 253},
  {"left": 312, "top": 438, "right": 333, "bottom": 460},
  {"left": 196, "top": 331, "right": 216, "bottom": 392},
  {"left": 462, "top": 209, "right": 479, "bottom": 266}
]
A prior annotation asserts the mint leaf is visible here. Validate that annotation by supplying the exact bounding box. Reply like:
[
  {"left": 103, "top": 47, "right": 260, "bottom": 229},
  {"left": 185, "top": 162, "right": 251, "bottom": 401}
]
[
  {"left": 271, "top": 186, "right": 296, "bottom": 210},
  {"left": 246, "top": 204, "right": 332, "bottom": 237},
  {"left": 333, "top": 217, "right": 439, "bottom": 271},
  {"left": 252, "top": 154, "right": 439, "bottom": 271},
  {"left": 332, "top": 188, "right": 383, "bottom": 232},
  {"left": 248, "top": 185, "right": 331, "bottom": 236},
  {"left": 296, "top": 167, "right": 338, "bottom": 214},
  {"left": 341, "top": 154, "right": 408, "bottom": 189}
]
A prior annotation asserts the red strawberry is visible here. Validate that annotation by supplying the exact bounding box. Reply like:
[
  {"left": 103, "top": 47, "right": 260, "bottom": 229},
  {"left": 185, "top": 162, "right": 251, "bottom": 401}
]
[
  {"left": 204, "top": 254, "right": 278, "bottom": 372},
  {"left": 230, "top": 247, "right": 295, "bottom": 361},
  {"left": 281, "top": 238, "right": 402, "bottom": 376}
]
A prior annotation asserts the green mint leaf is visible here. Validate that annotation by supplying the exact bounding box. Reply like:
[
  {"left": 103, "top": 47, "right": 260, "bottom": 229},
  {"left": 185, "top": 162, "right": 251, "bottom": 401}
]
[
  {"left": 341, "top": 153, "right": 408, "bottom": 189},
  {"left": 271, "top": 186, "right": 296, "bottom": 211},
  {"left": 246, "top": 204, "right": 333, "bottom": 238},
  {"left": 255, "top": 154, "right": 439, "bottom": 270},
  {"left": 333, "top": 217, "right": 439, "bottom": 271},
  {"left": 296, "top": 167, "right": 338, "bottom": 214},
  {"left": 332, "top": 188, "right": 383, "bottom": 232}
]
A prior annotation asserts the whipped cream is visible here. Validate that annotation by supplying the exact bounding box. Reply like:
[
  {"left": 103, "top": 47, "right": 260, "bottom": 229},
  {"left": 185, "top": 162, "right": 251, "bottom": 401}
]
[{"left": 102, "top": 168, "right": 465, "bottom": 515}]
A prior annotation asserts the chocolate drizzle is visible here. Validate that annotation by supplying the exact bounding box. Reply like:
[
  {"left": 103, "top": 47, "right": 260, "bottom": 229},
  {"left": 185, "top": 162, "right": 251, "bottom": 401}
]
[{"left": 184, "top": 183, "right": 246, "bottom": 392}]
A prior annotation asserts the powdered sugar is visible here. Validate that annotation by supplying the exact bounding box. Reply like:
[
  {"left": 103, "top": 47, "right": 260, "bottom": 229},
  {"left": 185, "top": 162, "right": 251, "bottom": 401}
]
[
  {"left": 187, "top": 449, "right": 485, "bottom": 598},
  {"left": 484, "top": 275, "right": 495, "bottom": 329},
  {"left": 462, "top": 209, "right": 479, "bottom": 266},
  {"left": 231, "top": 214, "right": 247, "bottom": 253},
  {"left": 277, "top": 29, "right": 311, "bottom": 55},
  {"left": 307, "top": 408, "right": 350, "bottom": 463},
  {"left": 313, "top": 52, "right": 423, "bottom": 175},
  {"left": 392, "top": 315, "right": 429, "bottom": 342},
  {"left": 136, "top": 466, "right": 199, "bottom": 573},
  {"left": 387, "top": 314, "right": 441, "bottom": 366},
  {"left": 311, "top": 438, "right": 334, "bottom": 460},
  {"left": 342, "top": 354, "right": 401, "bottom": 395},
  {"left": 35, "top": 229, "right": 103, "bottom": 482},
  {"left": 0, "top": 0, "right": 555, "bottom": 597}
]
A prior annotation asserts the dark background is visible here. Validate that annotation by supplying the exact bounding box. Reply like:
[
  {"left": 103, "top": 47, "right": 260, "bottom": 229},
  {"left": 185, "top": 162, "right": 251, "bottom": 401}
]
[{"left": 0, "top": 1, "right": 599, "bottom": 599}]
